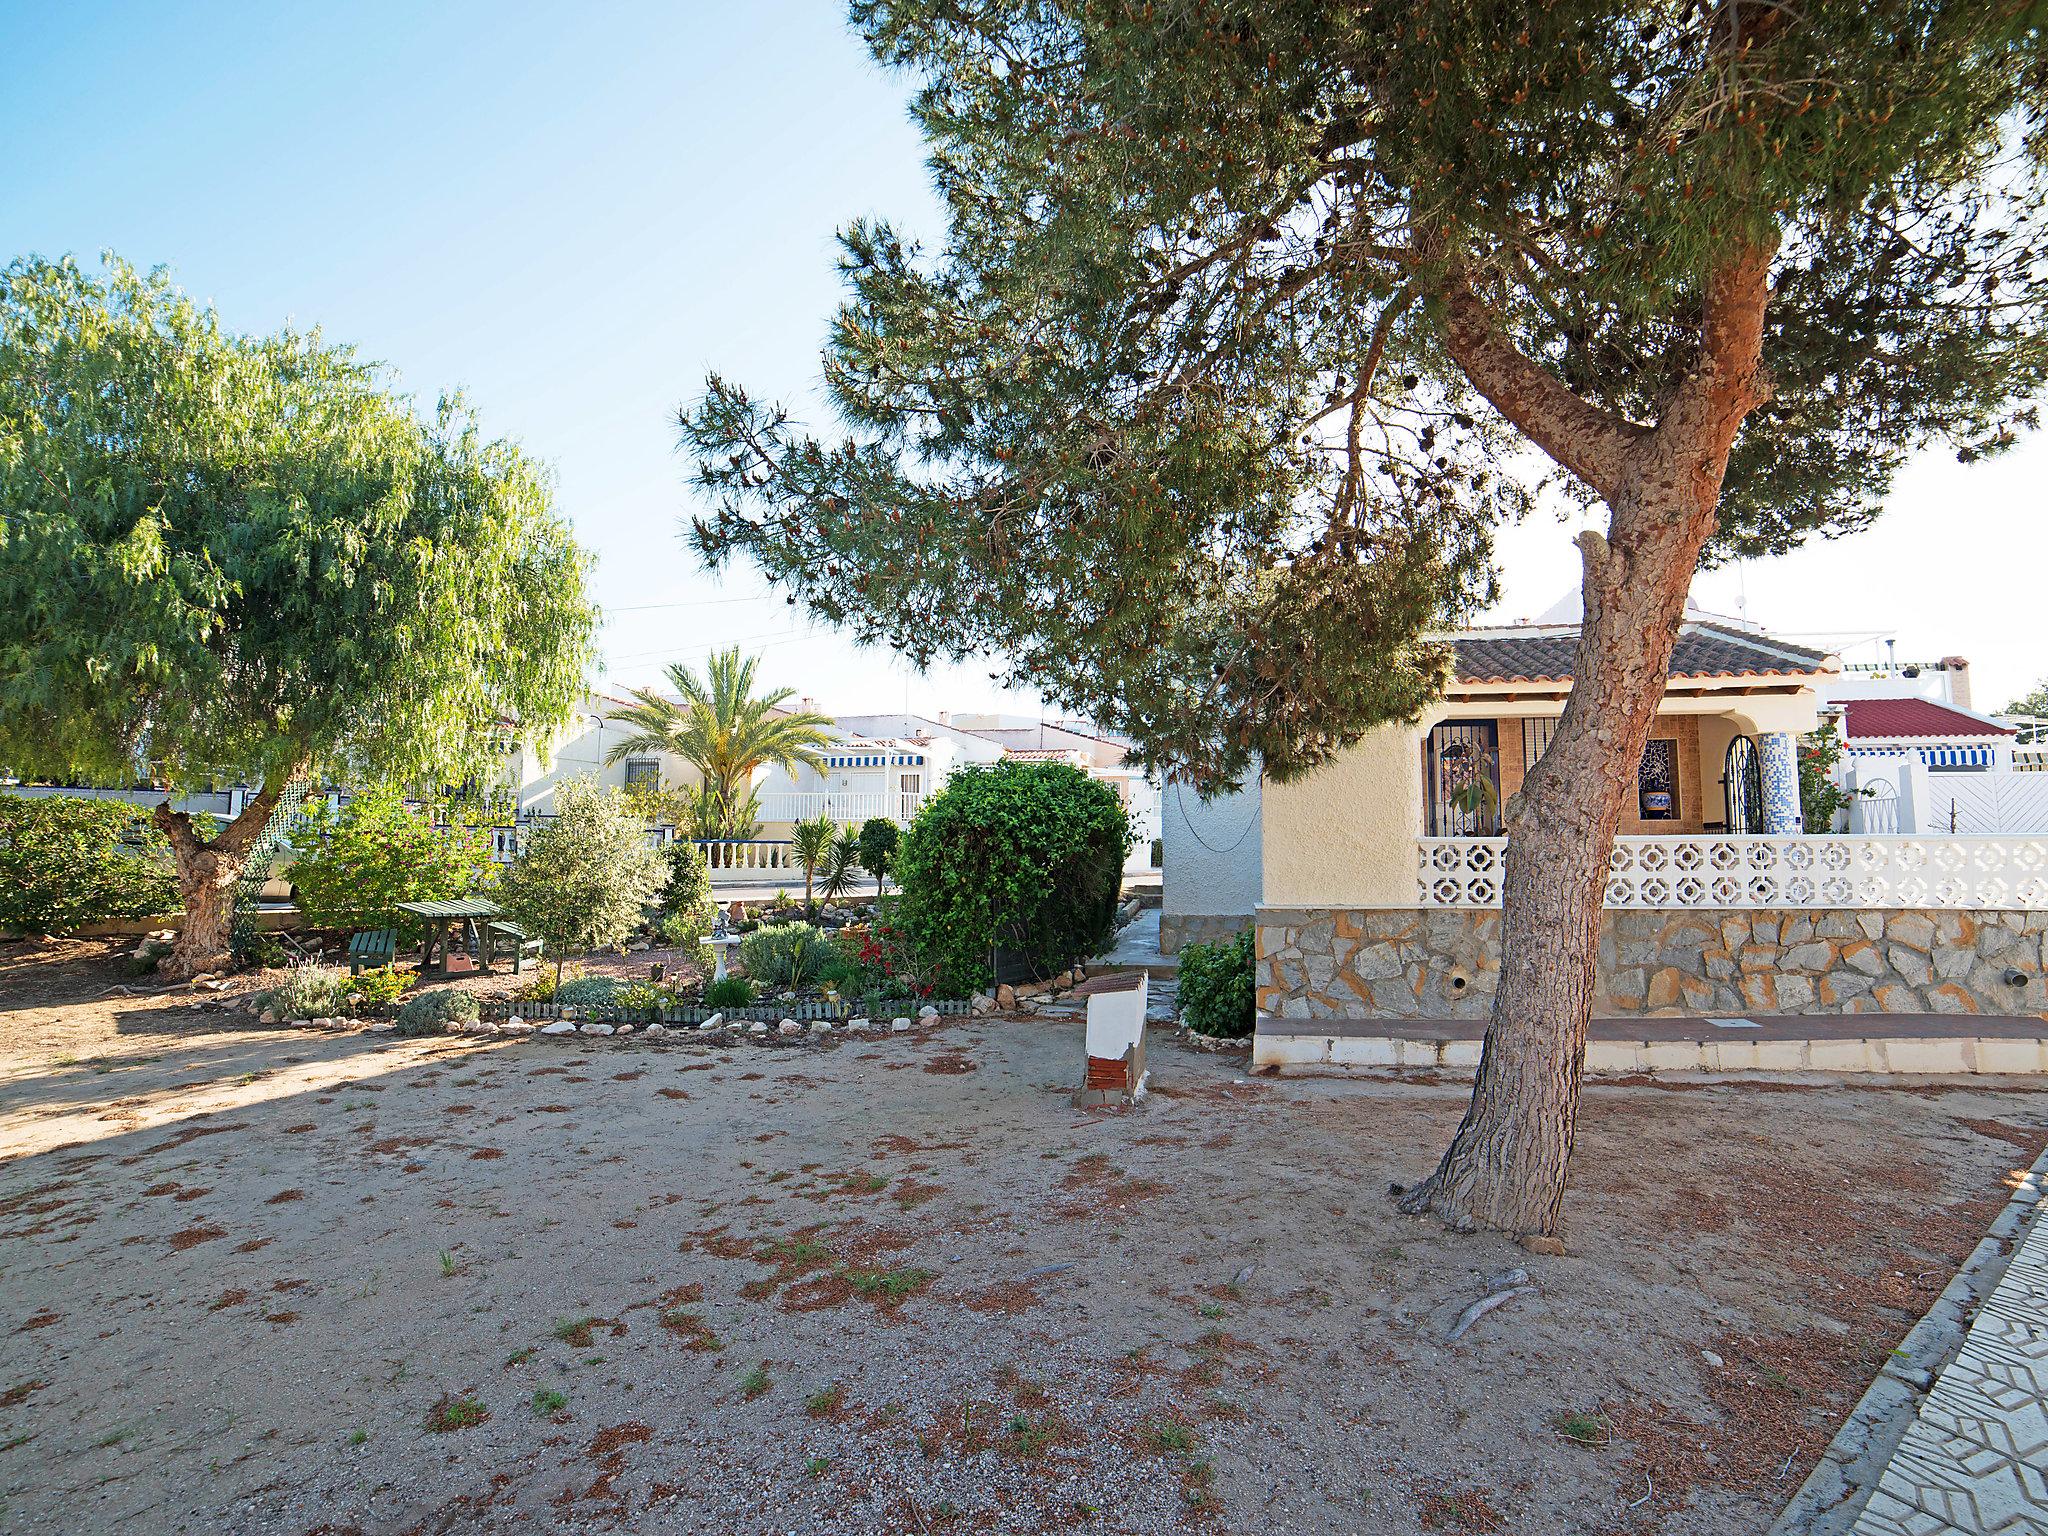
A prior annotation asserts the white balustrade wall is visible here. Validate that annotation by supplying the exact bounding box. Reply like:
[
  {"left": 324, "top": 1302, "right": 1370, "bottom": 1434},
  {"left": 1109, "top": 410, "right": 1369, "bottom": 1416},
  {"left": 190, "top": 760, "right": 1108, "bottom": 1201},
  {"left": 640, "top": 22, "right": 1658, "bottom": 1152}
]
[
  {"left": 486, "top": 822, "right": 795, "bottom": 881},
  {"left": 1418, "top": 834, "right": 2048, "bottom": 911},
  {"left": 756, "top": 790, "right": 924, "bottom": 825}
]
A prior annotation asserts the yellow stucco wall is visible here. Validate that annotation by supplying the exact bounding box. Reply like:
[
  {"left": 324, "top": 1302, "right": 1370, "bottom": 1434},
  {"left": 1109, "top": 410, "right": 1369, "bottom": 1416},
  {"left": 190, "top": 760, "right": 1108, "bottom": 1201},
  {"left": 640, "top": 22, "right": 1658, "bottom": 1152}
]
[
  {"left": 1262, "top": 690, "right": 1823, "bottom": 909},
  {"left": 1262, "top": 721, "right": 1422, "bottom": 908}
]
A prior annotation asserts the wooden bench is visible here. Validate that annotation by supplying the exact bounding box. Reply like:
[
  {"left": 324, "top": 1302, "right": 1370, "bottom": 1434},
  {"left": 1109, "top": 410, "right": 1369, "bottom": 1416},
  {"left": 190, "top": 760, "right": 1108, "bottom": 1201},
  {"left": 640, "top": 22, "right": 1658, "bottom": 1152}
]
[
  {"left": 347, "top": 928, "right": 398, "bottom": 975},
  {"left": 485, "top": 920, "right": 544, "bottom": 974}
]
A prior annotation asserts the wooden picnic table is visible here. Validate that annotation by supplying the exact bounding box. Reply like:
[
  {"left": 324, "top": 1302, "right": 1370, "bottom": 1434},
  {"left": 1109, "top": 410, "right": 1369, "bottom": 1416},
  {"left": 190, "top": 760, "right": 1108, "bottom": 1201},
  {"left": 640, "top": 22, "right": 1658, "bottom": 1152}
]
[{"left": 395, "top": 898, "right": 507, "bottom": 977}]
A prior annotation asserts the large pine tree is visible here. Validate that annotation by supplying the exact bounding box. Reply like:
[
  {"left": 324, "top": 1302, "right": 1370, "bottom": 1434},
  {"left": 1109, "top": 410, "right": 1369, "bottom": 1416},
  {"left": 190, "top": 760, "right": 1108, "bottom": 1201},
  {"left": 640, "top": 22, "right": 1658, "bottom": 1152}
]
[{"left": 681, "top": 1, "right": 2048, "bottom": 1236}]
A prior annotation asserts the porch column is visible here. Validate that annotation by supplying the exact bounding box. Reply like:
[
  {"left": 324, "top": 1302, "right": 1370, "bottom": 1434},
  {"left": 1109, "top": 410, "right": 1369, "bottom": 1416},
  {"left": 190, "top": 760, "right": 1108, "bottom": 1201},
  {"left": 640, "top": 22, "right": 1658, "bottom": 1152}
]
[{"left": 1757, "top": 731, "right": 1804, "bottom": 834}]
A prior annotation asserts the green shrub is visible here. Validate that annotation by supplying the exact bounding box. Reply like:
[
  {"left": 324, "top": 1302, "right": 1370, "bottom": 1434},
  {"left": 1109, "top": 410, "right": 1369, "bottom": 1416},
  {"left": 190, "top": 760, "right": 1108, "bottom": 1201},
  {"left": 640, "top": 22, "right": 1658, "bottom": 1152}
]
[
  {"left": 264, "top": 964, "right": 356, "bottom": 1021},
  {"left": 702, "top": 975, "right": 756, "bottom": 1009},
  {"left": 893, "top": 760, "right": 1130, "bottom": 992},
  {"left": 655, "top": 839, "right": 716, "bottom": 947},
  {"left": 1178, "top": 930, "right": 1255, "bottom": 1039},
  {"left": 857, "top": 818, "right": 899, "bottom": 896},
  {"left": 0, "top": 795, "right": 180, "bottom": 934},
  {"left": 740, "top": 922, "right": 832, "bottom": 988},
  {"left": 286, "top": 787, "right": 496, "bottom": 939},
  {"left": 393, "top": 987, "right": 479, "bottom": 1037},
  {"left": 615, "top": 979, "right": 671, "bottom": 1011},
  {"left": 495, "top": 777, "right": 664, "bottom": 984},
  {"left": 347, "top": 966, "right": 409, "bottom": 1010},
  {"left": 551, "top": 975, "right": 623, "bottom": 1008}
]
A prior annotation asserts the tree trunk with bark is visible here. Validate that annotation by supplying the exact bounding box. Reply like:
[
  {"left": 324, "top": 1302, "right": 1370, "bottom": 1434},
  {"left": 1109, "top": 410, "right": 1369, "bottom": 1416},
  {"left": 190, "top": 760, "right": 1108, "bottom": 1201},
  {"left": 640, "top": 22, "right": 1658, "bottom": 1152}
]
[
  {"left": 154, "top": 773, "right": 298, "bottom": 978},
  {"left": 1398, "top": 246, "right": 1775, "bottom": 1238}
]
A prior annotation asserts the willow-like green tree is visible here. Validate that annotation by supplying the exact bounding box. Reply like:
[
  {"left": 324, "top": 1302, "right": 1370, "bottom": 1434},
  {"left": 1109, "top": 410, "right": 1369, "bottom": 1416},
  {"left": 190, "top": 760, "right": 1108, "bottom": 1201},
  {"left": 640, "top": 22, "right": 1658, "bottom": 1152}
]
[
  {"left": 0, "top": 257, "right": 596, "bottom": 976},
  {"left": 683, "top": 3, "right": 2048, "bottom": 1237}
]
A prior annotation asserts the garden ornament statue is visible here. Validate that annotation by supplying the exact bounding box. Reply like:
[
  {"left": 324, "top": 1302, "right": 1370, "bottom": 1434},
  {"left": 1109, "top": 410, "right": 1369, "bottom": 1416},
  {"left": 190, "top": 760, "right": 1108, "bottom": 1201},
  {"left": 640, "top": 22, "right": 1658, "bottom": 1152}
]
[{"left": 705, "top": 906, "right": 742, "bottom": 983}]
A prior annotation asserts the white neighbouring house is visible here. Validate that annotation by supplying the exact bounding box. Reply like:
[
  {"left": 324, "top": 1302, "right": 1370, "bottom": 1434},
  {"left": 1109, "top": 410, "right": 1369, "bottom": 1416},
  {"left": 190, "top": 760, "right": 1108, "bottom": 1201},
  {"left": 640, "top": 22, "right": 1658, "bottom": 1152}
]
[{"left": 504, "top": 699, "right": 1159, "bottom": 879}]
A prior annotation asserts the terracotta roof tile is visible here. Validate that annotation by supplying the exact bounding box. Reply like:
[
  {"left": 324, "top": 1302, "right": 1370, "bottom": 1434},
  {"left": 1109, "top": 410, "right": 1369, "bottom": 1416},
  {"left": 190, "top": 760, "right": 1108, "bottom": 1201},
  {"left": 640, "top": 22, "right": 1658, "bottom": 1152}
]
[{"left": 1840, "top": 697, "right": 2013, "bottom": 739}]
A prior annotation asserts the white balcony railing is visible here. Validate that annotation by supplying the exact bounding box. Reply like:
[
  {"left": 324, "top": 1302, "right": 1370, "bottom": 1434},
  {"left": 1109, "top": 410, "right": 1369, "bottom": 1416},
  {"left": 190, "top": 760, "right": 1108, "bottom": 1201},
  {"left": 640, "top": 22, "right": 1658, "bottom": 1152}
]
[
  {"left": 756, "top": 790, "right": 923, "bottom": 826},
  {"left": 488, "top": 822, "right": 795, "bottom": 880},
  {"left": 1418, "top": 835, "right": 2048, "bottom": 911}
]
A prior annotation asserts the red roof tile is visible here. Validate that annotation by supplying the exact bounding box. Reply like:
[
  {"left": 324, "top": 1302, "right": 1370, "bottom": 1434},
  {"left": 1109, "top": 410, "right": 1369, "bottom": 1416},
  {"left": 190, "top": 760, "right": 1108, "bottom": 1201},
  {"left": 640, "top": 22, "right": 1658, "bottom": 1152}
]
[{"left": 1840, "top": 697, "right": 2013, "bottom": 739}]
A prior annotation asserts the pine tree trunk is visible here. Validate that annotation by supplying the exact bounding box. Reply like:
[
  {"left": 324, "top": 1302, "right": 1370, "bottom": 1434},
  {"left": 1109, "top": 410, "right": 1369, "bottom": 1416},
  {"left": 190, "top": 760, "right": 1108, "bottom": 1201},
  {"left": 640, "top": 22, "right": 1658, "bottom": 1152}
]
[
  {"left": 154, "top": 774, "right": 297, "bottom": 978},
  {"left": 1397, "top": 484, "right": 1710, "bottom": 1236},
  {"left": 1402, "top": 245, "right": 1775, "bottom": 1239}
]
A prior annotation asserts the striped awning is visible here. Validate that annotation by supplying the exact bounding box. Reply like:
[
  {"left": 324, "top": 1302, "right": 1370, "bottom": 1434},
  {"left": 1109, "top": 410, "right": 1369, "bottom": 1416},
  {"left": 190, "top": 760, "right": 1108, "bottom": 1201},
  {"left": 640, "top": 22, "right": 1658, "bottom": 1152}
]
[
  {"left": 1845, "top": 743, "right": 1997, "bottom": 767},
  {"left": 825, "top": 753, "right": 925, "bottom": 769}
]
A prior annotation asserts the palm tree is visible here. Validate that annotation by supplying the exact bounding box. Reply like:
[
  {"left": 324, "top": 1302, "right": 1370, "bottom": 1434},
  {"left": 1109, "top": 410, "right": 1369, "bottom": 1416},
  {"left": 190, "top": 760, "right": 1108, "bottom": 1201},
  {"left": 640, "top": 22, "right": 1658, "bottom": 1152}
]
[
  {"left": 604, "top": 649, "right": 834, "bottom": 838},
  {"left": 790, "top": 813, "right": 837, "bottom": 913}
]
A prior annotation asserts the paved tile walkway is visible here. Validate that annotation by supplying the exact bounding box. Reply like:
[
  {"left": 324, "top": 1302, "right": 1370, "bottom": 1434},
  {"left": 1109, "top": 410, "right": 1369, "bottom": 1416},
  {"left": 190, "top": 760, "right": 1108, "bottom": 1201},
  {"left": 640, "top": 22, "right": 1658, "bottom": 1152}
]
[{"left": 1851, "top": 1179, "right": 2048, "bottom": 1535}]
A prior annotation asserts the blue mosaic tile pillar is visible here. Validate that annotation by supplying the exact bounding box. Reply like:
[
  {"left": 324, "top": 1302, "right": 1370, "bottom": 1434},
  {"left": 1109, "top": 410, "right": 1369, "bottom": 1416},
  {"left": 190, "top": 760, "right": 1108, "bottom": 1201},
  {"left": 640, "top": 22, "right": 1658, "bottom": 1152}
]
[{"left": 1758, "top": 731, "right": 1804, "bottom": 834}]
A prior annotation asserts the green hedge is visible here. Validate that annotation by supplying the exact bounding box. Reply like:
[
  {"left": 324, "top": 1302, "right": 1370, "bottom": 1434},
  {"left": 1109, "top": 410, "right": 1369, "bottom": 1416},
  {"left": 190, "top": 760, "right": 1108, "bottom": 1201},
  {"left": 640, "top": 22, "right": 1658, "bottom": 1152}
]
[
  {"left": 0, "top": 795, "right": 180, "bottom": 934},
  {"left": 1178, "top": 929, "right": 1255, "bottom": 1038},
  {"left": 893, "top": 760, "right": 1130, "bottom": 992}
]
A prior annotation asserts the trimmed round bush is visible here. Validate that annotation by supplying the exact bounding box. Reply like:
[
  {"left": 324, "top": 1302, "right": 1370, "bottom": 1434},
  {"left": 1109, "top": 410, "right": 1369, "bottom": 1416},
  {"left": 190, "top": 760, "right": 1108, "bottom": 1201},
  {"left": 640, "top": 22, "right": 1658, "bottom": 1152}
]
[
  {"left": 1177, "top": 929, "right": 1255, "bottom": 1039},
  {"left": 394, "top": 987, "right": 480, "bottom": 1037},
  {"left": 893, "top": 760, "right": 1130, "bottom": 993},
  {"left": 551, "top": 975, "right": 624, "bottom": 1008},
  {"left": 740, "top": 922, "right": 832, "bottom": 988}
]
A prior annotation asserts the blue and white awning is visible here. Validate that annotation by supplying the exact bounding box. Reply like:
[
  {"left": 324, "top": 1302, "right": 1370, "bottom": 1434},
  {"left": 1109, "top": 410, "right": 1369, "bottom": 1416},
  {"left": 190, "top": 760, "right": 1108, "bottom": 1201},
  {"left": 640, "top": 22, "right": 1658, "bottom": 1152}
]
[
  {"left": 1845, "top": 742, "right": 1997, "bottom": 767},
  {"left": 825, "top": 753, "right": 926, "bottom": 769}
]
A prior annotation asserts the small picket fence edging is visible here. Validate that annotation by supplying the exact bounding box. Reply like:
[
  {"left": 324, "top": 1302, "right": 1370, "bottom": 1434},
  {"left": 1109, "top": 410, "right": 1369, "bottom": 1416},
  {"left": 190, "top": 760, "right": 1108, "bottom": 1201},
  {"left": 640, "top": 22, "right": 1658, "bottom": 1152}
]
[{"left": 475, "top": 997, "right": 971, "bottom": 1026}]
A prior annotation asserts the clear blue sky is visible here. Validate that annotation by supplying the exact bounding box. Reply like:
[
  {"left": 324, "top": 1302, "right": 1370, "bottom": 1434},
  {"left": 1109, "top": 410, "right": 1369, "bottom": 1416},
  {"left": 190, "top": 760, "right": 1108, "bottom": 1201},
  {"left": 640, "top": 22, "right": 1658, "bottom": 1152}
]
[{"left": 6, "top": 1, "right": 2043, "bottom": 713}]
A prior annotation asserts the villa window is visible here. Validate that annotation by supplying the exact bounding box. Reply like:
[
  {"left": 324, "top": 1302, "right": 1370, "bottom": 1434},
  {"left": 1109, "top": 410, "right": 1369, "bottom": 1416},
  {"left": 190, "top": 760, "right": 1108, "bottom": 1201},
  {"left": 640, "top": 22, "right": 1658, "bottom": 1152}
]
[{"left": 1637, "top": 739, "right": 1680, "bottom": 820}]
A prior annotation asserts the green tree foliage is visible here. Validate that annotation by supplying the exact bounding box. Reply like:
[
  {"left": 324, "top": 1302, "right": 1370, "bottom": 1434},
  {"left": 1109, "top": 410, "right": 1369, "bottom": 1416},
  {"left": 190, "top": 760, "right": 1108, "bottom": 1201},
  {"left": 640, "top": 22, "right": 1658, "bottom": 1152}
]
[
  {"left": 0, "top": 794, "right": 179, "bottom": 933},
  {"left": 654, "top": 837, "right": 717, "bottom": 950},
  {"left": 2004, "top": 680, "right": 2048, "bottom": 742},
  {"left": 286, "top": 788, "right": 497, "bottom": 938},
  {"left": 678, "top": 2, "right": 2048, "bottom": 1234},
  {"left": 0, "top": 256, "right": 596, "bottom": 971},
  {"left": 495, "top": 777, "right": 664, "bottom": 984},
  {"left": 857, "top": 817, "right": 900, "bottom": 897},
  {"left": 892, "top": 760, "right": 1129, "bottom": 992},
  {"left": 602, "top": 649, "right": 834, "bottom": 839},
  {"left": 1178, "top": 929, "right": 1256, "bottom": 1039},
  {"left": 684, "top": 5, "right": 2047, "bottom": 791}
]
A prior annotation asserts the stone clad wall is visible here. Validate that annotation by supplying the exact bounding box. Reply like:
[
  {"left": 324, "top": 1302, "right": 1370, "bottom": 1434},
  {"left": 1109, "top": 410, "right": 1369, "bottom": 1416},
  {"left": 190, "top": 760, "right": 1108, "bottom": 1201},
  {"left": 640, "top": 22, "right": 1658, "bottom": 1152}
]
[
  {"left": 1159, "top": 912, "right": 1251, "bottom": 956},
  {"left": 1256, "top": 906, "right": 2048, "bottom": 1020}
]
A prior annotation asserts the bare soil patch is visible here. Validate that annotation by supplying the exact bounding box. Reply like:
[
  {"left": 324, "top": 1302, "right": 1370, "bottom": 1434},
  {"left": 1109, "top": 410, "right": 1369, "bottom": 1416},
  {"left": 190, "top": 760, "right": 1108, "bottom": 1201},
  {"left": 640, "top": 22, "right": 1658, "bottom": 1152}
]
[{"left": 0, "top": 937, "right": 2040, "bottom": 1534}]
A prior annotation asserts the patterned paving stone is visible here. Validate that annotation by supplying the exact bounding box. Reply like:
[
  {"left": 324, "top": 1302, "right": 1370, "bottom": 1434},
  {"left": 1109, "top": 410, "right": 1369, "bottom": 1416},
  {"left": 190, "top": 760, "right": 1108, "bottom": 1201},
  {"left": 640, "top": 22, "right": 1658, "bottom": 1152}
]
[{"left": 1851, "top": 1193, "right": 2048, "bottom": 1536}]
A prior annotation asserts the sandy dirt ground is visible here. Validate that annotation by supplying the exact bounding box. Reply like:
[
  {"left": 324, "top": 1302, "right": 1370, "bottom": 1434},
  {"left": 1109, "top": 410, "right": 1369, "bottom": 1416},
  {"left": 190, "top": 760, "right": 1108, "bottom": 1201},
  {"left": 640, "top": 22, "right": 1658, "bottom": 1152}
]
[{"left": 1, "top": 937, "right": 2043, "bottom": 1536}]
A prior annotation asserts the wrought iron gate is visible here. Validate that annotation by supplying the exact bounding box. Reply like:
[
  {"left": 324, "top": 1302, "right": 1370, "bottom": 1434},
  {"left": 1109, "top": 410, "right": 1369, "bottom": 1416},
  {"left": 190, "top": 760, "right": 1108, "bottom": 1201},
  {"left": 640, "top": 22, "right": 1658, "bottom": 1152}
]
[{"left": 1722, "top": 736, "right": 1764, "bottom": 834}]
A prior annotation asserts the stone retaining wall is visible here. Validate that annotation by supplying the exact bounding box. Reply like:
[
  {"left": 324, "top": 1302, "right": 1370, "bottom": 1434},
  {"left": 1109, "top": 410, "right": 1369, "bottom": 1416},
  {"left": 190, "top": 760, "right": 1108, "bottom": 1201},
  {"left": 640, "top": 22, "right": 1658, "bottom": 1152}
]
[
  {"left": 1256, "top": 907, "right": 2048, "bottom": 1020},
  {"left": 1159, "top": 912, "right": 1251, "bottom": 956}
]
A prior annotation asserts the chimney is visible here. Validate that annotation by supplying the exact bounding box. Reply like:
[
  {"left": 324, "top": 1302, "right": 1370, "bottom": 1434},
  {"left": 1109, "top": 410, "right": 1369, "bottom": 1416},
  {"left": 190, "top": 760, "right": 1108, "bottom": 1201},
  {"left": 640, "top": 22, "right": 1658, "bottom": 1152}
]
[
  {"left": 936, "top": 710, "right": 950, "bottom": 726},
  {"left": 1941, "top": 657, "right": 1972, "bottom": 711}
]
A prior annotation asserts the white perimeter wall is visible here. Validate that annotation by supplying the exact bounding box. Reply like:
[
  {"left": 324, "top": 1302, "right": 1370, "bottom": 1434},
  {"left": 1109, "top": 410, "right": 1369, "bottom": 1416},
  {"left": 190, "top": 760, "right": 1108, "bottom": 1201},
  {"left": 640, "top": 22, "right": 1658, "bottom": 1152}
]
[{"left": 1162, "top": 775, "right": 1262, "bottom": 918}]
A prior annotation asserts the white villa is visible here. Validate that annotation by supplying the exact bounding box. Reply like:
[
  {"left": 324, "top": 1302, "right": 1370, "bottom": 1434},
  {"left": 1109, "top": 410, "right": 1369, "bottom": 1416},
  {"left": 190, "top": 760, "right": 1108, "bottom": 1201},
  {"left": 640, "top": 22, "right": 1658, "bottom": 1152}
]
[{"left": 501, "top": 697, "right": 1159, "bottom": 877}]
